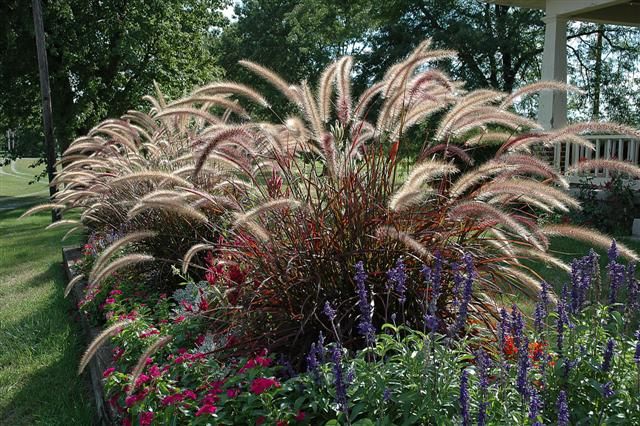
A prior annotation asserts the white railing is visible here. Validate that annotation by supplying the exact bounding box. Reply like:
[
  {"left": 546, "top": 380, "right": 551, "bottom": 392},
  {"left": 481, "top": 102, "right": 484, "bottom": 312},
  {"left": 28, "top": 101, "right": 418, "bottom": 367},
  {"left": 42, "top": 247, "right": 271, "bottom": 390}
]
[{"left": 554, "top": 135, "right": 640, "bottom": 186}]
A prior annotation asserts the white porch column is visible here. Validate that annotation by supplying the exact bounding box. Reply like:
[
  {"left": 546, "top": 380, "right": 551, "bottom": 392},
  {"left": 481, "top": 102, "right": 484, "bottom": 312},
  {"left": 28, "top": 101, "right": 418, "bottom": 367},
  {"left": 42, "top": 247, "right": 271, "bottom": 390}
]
[{"left": 539, "top": 14, "right": 567, "bottom": 169}]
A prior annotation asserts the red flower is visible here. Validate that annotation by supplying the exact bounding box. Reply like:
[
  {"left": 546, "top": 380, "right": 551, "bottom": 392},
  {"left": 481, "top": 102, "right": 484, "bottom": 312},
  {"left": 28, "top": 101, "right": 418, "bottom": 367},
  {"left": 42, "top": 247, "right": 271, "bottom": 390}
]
[
  {"left": 240, "top": 354, "right": 272, "bottom": 372},
  {"left": 105, "top": 297, "right": 116, "bottom": 305},
  {"left": 195, "top": 404, "right": 217, "bottom": 416},
  {"left": 134, "top": 374, "right": 150, "bottom": 387},
  {"left": 183, "top": 389, "right": 197, "bottom": 400},
  {"left": 139, "top": 411, "right": 154, "bottom": 426},
  {"left": 226, "top": 388, "right": 240, "bottom": 398},
  {"left": 162, "top": 393, "right": 185, "bottom": 406},
  {"left": 529, "top": 340, "right": 547, "bottom": 362},
  {"left": 503, "top": 335, "right": 518, "bottom": 357},
  {"left": 109, "top": 289, "right": 123, "bottom": 296},
  {"left": 256, "top": 417, "right": 266, "bottom": 425},
  {"left": 295, "top": 410, "right": 306, "bottom": 421},
  {"left": 103, "top": 367, "right": 116, "bottom": 378},
  {"left": 276, "top": 421, "right": 289, "bottom": 426},
  {"left": 250, "top": 377, "right": 281, "bottom": 395}
]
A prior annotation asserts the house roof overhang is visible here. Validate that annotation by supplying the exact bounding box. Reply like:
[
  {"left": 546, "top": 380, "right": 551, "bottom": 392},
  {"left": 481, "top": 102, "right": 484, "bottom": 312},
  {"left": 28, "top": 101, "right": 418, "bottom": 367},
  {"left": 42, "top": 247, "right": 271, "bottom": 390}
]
[{"left": 485, "top": 0, "right": 640, "bottom": 27}]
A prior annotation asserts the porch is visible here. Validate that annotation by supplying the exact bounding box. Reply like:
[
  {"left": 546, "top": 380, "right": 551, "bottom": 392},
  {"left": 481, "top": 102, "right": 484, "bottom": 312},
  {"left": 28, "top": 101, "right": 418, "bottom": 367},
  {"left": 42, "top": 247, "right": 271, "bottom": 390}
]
[{"left": 484, "top": 0, "right": 640, "bottom": 182}]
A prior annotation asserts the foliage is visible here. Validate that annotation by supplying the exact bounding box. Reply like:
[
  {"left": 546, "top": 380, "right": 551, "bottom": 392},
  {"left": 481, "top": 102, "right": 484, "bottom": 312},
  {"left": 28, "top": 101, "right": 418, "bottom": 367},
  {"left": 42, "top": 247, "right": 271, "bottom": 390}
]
[
  {"left": 570, "top": 174, "right": 639, "bottom": 236},
  {"left": 0, "top": 0, "right": 228, "bottom": 158},
  {"left": 26, "top": 40, "right": 640, "bottom": 362},
  {"left": 81, "top": 242, "right": 640, "bottom": 425}
]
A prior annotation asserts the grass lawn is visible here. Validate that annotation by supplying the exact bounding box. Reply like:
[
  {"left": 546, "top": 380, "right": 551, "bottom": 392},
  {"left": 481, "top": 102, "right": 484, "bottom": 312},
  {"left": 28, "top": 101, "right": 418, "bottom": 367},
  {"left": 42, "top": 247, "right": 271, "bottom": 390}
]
[{"left": 0, "top": 159, "right": 93, "bottom": 425}]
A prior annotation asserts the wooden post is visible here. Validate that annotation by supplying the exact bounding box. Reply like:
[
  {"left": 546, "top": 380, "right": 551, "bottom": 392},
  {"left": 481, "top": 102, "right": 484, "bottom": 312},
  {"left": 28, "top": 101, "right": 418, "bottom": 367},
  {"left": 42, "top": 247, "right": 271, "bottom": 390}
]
[{"left": 32, "top": 0, "right": 61, "bottom": 222}]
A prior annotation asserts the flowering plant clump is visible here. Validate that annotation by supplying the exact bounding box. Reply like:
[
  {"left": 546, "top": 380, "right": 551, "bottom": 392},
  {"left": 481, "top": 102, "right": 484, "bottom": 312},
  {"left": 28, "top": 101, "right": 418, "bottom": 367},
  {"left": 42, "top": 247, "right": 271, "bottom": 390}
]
[{"left": 75, "top": 240, "right": 640, "bottom": 425}]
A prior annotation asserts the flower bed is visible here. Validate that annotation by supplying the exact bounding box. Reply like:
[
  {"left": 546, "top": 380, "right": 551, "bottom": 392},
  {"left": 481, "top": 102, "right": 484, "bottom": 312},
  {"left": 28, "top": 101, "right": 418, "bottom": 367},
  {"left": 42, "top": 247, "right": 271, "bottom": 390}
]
[
  {"left": 29, "top": 39, "right": 640, "bottom": 425},
  {"left": 69, "top": 237, "right": 640, "bottom": 425}
]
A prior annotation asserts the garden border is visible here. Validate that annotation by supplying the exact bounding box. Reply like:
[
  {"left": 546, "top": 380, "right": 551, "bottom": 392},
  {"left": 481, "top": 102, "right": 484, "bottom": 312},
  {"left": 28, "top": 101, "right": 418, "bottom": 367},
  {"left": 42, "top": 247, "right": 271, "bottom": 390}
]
[{"left": 62, "top": 246, "right": 116, "bottom": 426}]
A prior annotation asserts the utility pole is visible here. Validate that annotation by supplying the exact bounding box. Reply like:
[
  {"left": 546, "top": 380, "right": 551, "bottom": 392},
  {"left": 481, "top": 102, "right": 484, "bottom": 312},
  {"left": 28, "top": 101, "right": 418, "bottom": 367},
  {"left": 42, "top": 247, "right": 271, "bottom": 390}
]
[{"left": 32, "top": 0, "right": 61, "bottom": 222}]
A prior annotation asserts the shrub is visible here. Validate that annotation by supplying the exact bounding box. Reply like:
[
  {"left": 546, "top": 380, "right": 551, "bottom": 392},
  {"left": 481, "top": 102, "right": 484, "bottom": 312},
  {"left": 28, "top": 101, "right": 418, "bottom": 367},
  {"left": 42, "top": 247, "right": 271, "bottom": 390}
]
[{"left": 25, "top": 39, "right": 640, "bottom": 359}]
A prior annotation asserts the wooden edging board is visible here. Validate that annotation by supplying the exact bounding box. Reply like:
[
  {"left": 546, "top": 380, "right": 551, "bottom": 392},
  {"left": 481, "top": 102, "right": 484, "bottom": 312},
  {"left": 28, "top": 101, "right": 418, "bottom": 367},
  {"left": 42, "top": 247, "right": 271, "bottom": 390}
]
[{"left": 62, "top": 246, "right": 116, "bottom": 425}]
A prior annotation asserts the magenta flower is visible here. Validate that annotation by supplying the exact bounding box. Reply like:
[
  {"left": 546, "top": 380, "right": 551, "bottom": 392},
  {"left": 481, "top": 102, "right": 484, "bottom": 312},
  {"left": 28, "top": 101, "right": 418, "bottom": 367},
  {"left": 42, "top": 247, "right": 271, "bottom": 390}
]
[
  {"left": 195, "top": 404, "right": 217, "bottom": 416},
  {"left": 250, "top": 377, "right": 281, "bottom": 395},
  {"left": 139, "top": 412, "right": 154, "bottom": 426}
]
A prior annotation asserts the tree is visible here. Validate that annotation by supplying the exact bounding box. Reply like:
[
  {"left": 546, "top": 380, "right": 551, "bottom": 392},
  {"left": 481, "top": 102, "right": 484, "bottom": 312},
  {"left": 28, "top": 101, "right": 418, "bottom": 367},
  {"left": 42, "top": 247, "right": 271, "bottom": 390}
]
[
  {"left": 362, "top": 1, "right": 545, "bottom": 93},
  {"left": 1, "top": 0, "right": 228, "bottom": 157},
  {"left": 566, "top": 22, "right": 640, "bottom": 125}
]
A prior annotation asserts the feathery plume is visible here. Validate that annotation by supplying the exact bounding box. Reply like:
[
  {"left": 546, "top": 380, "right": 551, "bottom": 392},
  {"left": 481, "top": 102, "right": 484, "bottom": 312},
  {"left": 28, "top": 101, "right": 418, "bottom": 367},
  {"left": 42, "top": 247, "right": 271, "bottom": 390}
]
[
  {"left": 90, "top": 231, "right": 157, "bottom": 282},
  {"left": 500, "top": 81, "right": 580, "bottom": 109},
  {"left": 234, "top": 199, "right": 302, "bottom": 229},
  {"left": 109, "top": 172, "right": 193, "bottom": 189},
  {"left": 567, "top": 159, "right": 640, "bottom": 179},
  {"left": 543, "top": 224, "right": 639, "bottom": 261},
  {"left": 89, "top": 254, "right": 154, "bottom": 290},
  {"left": 128, "top": 199, "right": 208, "bottom": 223},
  {"left": 376, "top": 226, "right": 432, "bottom": 259},
  {"left": 182, "top": 244, "right": 215, "bottom": 274},
  {"left": 19, "top": 203, "right": 67, "bottom": 219},
  {"left": 45, "top": 220, "right": 81, "bottom": 230},
  {"left": 239, "top": 60, "right": 299, "bottom": 103},
  {"left": 78, "top": 320, "right": 132, "bottom": 374},
  {"left": 64, "top": 274, "right": 85, "bottom": 298},
  {"left": 192, "top": 82, "right": 270, "bottom": 108},
  {"left": 127, "top": 335, "right": 173, "bottom": 395}
]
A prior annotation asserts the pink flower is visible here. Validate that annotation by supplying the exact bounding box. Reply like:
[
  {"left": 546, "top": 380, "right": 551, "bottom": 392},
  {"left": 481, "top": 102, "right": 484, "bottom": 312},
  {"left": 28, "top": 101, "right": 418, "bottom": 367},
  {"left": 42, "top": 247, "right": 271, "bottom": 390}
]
[
  {"left": 148, "top": 365, "right": 162, "bottom": 378},
  {"left": 249, "top": 377, "right": 280, "bottom": 395},
  {"left": 295, "top": 410, "right": 306, "bottom": 421},
  {"left": 183, "top": 389, "right": 197, "bottom": 400},
  {"left": 122, "top": 417, "right": 132, "bottom": 426},
  {"left": 140, "top": 328, "right": 159, "bottom": 339},
  {"left": 276, "top": 421, "right": 288, "bottom": 426},
  {"left": 256, "top": 417, "right": 266, "bottom": 425},
  {"left": 139, "top": 411, "right": 154, "bottom": 426},
  {"left": 226, "top": 388, "right": 240, "bottom": 398},
  {"left": 102, "top": 367, "right": 116, "bottom": 378},
  {"left": 195, "top": 404, "right": 217, "bottom": 416},
  {"left": 105, "top": 297, "right": 116, "bottom": 305},
  {"left": 240, "top": 354, "right": 272, "bottom": 372},
  {"left": 161, "top": 393, "right": 185, "bottom": 406},
  {"left": 113, "top": 346, "right": 125, "bottom": 362},
  {"left": 109, "top": 289, "right": 123, "bottom": 296},
  {"left": 134, "top": 374, "right": 150, "bottom": 387}
]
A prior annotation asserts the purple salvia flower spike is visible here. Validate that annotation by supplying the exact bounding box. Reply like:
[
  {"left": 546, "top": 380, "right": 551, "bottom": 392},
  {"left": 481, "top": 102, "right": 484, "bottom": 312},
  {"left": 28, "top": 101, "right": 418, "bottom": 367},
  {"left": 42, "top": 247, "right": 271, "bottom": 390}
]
[
  {"left": 459, "top": 368, "right": 470, "bottom": 426},
  {"left": 354, "top": 261, "right": 376, "bottom": 347},
  {"left": 557, "top": 390, "right": 569, "bottom": 426},
  {"left": 323, "top": 301, "right": 337, "bottom": 322},
  {"left": 634, "top": 328, "right": 640, "bottom": 365},
  {"left": 331, "top": 346, "right": 349, "bottom": 415},
  {"left": 601, "top": 338, "right": 615, "bottom": 372}
]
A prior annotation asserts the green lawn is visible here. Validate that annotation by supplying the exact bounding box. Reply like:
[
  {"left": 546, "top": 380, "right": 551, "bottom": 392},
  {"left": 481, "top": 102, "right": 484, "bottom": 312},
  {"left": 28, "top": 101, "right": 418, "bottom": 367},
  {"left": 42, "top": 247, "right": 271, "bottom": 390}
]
[{"left": 0, "top": 159, "right": 93, "bottom": 425}]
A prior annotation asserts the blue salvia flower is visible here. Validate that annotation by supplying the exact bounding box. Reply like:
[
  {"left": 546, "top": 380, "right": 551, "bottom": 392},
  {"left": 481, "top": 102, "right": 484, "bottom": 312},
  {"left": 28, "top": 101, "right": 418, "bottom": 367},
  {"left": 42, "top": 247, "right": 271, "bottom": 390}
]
[
  {"left": 387, "top": 258, "right": 407, "bottom": 305},
  {"left": 306, "top": 342, "right": 319, "bottom": 373},
  {"left": 626, "top": 263, "right": 638, "bottom": 313},
  {"left": 354, "top": 261, "right": 376, "bottom": 347},
  {"left": 562, "top": 358, "right": 577, "bottom": 379},
  {"left": 424, "top": 314, "right": 439, "bottom": 333},
  {"left": 608, "top": 240, "right": 618, "bottom": 262},
  {"left": 316, "top": 331, "right": 326, "bottom": 362},
  {"left": 422, "top": 263, "right": 441, "bottom": 315},
  {"left": 459, "top": 368, "right": 470, "bottom": 426},
  {"left": 382, "top": 388, "right": 392, "bottom": 402},
  {"left": 557, "top": 390, "right": 569, "bottom": 426},
  {"left": 323, "top": 301, "right": 337, "bottom": 322},
  {"left": 602, "top": 382, "right": 615, "bottom": 399},
  {"left": 449, "top": 253, "right": 475, "bottom": 336},
  {"left": 601, "top": 338, "right": 616, "bottom": 372},
  {"left": 476, "top": 349, "right": 490, "bottom": 426},
  {"left": 511, "top": 305, "right": 524, "bottom": 349},
  {"left": 516, "top": 336, "right": 530, "bottom": 396},
  {"left": 533, "top": 302, "right": 545, "bottom": 334},
  {"left": 570, "top": 260, "right": 581, "bottom": 314},
  {"left": 528, "top": 386, "right": 542, "bottom": 423},
  {"left": 634, "top": 328, "right": 640, "bottom": 365},
  {"left": 556, "top": 300, "right": 567, "bottom": 355},
  {"left": 331, "top": 346, "right": 349, "bottom": 414},
  {"left": 498, "top": 308, "right": 509, "bottom": 354},
  {"left": 608, "top": 262, "right": 625, "bottom": 305},
  {"left": 451, "top": 262, "right": 462, "bottom": 308}
]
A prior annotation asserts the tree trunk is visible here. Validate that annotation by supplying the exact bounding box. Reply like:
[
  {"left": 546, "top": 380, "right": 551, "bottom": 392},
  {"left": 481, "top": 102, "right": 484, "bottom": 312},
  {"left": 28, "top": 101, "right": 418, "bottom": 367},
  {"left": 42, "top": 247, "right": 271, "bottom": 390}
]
[
  {"left": 592, "top": 24, "right": 605, "bottom": 120},
  {"left": 32, "top": 0, "right": 61, "bottom": 222}
]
